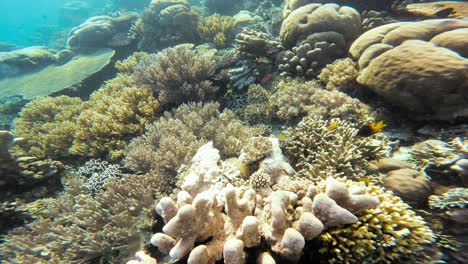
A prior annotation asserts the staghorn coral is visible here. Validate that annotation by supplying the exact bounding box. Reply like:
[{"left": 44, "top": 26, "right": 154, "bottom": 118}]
[
  {"left": 0, "top": 173, "right": 156, "bottom": 263},
  {"left": 124, "top": 102, "right": 265, "bottom": 194},
  {"left": 318, "top": 183, "right": 435, "bottom": 263},
  {"left": 133, "top": 45, "right": 217, "bottom": 107},
  {"left": 318, "top": 58, "right": 359, "bottom": 91},
  {"left": 197, "top": 14, "right": 235, "bottom": 48},
  {"left": 268, "top": 79, "right": 373, "bottom": 124},
  {"left": 13, "top": 96, "right": 83, "bottom": 159},
  {"left": 128, "top": 144, "right": 380, "bottom": 263},
  {"left": 282, "top": 116, "right": 389, "bottom": 182}
]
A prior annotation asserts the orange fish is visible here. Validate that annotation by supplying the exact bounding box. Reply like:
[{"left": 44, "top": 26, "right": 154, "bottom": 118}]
[{"left": 357, "top": 121, "right": 386, "bottom": 137}]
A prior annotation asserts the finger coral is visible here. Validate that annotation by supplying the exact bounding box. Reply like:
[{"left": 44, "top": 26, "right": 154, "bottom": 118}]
[
  {"left": 128, "top": 143, "right": 381, "bottom": 264},
  {"left": 282, "top": 116, "right": 389, "bottom": 182},
  {"left": 318, "top": 183, "right": 435, "bottom": 263},
  {"left": 133, "top": 45, "right": 217, "bottom": 107},
  {"left": 124, "top": 102, "right": 266, "bottom": 194}
]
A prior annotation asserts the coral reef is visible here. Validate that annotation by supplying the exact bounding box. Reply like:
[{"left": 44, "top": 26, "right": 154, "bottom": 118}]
[
  {"left": 124, "top": 102, "right": 265, "bottom": 193},
  {"left": 235, "top": 29, "right": 283, "bottom": 59},
  {"left": 0, "top": 46, "right": 57, "bottom": 78},
  {"left": 280, "top": 3, "right": 361, "bottom": 48},
  {"left": 197, "top": 14, "right": 235, "bottom": 48},
  {"left": 13, "top": 96, "right": 83, "bottom": 159},
  {"left": 133, "top": 45, "right": 217, "bottom": 106},
  {"left": 318, "top": 183, "right": 435, "bottom": 263},
  {"left": 70, "top": 81, "right": 159, "bottom": 160},
  {"left": 383, "top": 168, "right": 432, "bottom": 207},
  {"left": 239, "top": 136, "right": 273, "bottom": 165},
  {"left": 128, "top": 143, "right": 380, "bottom": 263},
  {"left": 318, "top": 58, "right": 359, "bottom": 91},
  {"left": 76, "top": 159, "right": 123, "bottom": 194},
  {"left": 268, "top": 79, "right": 373, "bottom": 124},
  {"left": 349, "top": 19, "right": 468, "bottom": 120},
  {"left": 0, "top": 48, "right": 116, "bottom": 99},
  {"left": 204, "top": 0, "right": 243, "bottom": 16},
  {"left": 67, "top": 12, "right": 139, "bottom": 52},
  {"left": 0, "top": 173, "right": 156, "bottom": 263},
  {"left": 228, "top": 59, "right": 272, "bottom": 90},
  {"left": 429, "top": 188, "right": 468, "bottom": 210},
  {"left": 282, "top": 116, "right": 389, "bottom": 182},
  {"left": 132, "top": 0, "right": 199, "bottom": 51},
  {"left": 360, "top": 10, "right": 397, "bottom": 32}
]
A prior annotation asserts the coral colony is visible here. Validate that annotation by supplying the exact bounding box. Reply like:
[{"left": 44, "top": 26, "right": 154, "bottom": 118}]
[{"left": 0, "top": 0, "right": 467, "bottom": 263}]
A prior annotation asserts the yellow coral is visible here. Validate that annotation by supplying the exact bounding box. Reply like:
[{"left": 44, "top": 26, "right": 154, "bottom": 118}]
[
  {"left": 318, "top": 58, "right": 359, "bottom": 91},
  {"left": 13, "top": 96, "right": 83, "bottom": 159},
  {"left": 197, "top": 14, "right": 235, "bottom": 48},
  {"left": 318, "top": 184, "right": 435, "bottom": 263}
]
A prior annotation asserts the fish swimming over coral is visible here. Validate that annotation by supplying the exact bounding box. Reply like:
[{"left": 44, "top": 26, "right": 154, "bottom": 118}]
[
  {"left": 405, "top": 1, "right": 468, "bottom": 18},
  {"left": 357, "top": 121, "right": 386, "bottom": 137}
]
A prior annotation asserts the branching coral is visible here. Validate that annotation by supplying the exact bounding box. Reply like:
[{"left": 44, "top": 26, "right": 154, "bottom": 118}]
[
  {"left": 282, "top": 116, "right": 389, "bottom": 182},
  {"left": 13, "top": 96, "right": 83, "bottom": 159},
  {"left": 124, "top": 102, "right": 266, "bottom": 194},
  {"left": 318, "top": 58, "right": 359, "bottom": 91},
  {"left": 268, "top": 79, "right": 373, "bottom": 124},
  {"left": 197, "top": 14, "right": 235, "bottom": 48},
  {"left": 133, "top": 45, "right": 217, "bottom": 107},
  {"left": 429, "top": 188, "right": 468, "bottom": 210},
  {"left": 0, "top": 173, "right": 156, "bottom": 263},
  {"left": 318, "top": 183, "right": 435, "bottom": 263}
]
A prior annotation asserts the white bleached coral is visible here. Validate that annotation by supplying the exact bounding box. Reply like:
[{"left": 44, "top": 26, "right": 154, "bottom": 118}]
[{"left": 128, "top": 143, "right": 381, "bottom": 264}]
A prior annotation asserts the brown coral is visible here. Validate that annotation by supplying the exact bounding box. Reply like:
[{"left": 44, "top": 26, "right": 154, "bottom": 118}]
[
  {"left": 318, "top": 58, "right": 359, "bottom": 91},
  {"left": 133, "top": 45, "right": 217, "bottom": 107},
  {"left": 197, "top": 14, "right": 235, "bottom": 48}
]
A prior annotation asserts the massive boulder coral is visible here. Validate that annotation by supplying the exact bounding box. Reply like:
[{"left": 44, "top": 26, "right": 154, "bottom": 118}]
[
  {"left": 280, "top": 3, "right": 361, "bottom": 48},
  {"left": 349, "top": 19, "right": 468, "bottom": 121},
  {"left": 278, "top": 3, "right": 361, "bottom": 77},
  {"left": 128, "top": 143, "right": 380, "bottom": 264},
  {"left": 67, "top": 12, "right": 139, "bottom": 52}
]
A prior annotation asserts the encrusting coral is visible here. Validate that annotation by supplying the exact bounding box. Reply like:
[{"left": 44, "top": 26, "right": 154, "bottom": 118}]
[
  {"left": 124, "top": 102, "right": 266, "bottom": 194},
  {"left": 318, "top": 183, "right": 435, "bottom": 263},
  {"left": 282, "top": 116, "right": 389, "bottom": 182},
  {"left": 127, "top": 143, "right": 381, "bottom": 264},
  {"left": 133, "top": 45, "right": 217, "bottom": 107}
]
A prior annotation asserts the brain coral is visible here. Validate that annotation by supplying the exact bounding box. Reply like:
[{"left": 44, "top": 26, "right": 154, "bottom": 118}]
[
  {"left": 280, "top": 3, "right": 361, "bottom": 48},
  {"left": 349, "top": 19, "right": 468, "bottom": 121}
]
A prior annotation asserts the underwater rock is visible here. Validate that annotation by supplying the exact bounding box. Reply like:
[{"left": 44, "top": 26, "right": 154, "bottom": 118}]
[
  {"left": 0, "top": 48, "right": 115, "bottom": 99},
  {"left": 280, "top": 3, "right": 361, "bottom": 48},
  {"left": 350, "top": 19, "right": 468, "bottom": 121},
  {"left": 383, "top": 168, "right": 432, "bottom": 207},
  {"left": 0, "top": 46, "right": 57, "bottom": 78},
  {"left": 66, "top": 12, "right": 139, "bottom": 52}
]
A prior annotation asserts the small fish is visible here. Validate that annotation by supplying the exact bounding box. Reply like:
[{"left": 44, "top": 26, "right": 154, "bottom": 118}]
[
  {"left": 327, "top": 122, "right": 339, "bottom": 131},
  {"left": 357, "top": 121, "right": 386, "bottom": 137},
  {"left": 277, "top": 131, "right": 288, "bottom": 140}
]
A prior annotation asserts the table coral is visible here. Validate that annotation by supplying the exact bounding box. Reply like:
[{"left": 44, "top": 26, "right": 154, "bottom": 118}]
[{"left": 349, "top": 19, "right": 468, "bottom": 120}]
